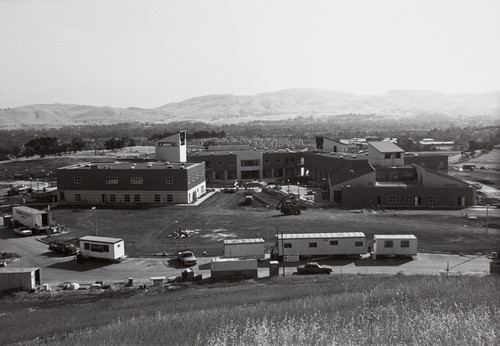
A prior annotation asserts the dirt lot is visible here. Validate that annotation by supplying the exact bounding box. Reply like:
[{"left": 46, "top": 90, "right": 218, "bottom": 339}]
[{"left": 35, "top": 190, "right": 500, "bottom": 257}]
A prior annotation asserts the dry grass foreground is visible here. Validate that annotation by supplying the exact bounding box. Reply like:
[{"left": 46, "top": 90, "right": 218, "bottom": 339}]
[{"left": 19, "top": 275, "right": 500, "bottom": 346}]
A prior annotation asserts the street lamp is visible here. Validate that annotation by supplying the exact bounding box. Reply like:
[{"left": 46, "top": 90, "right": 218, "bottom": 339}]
[
  {"left": 92, "top": 207, "right": 98, "bottom": 236},
  {"left": 287, "top": 179, "right": 290, "bottom": 195},
  {"left": 297, "top": 182, "right": 300, "bottom": 196}
]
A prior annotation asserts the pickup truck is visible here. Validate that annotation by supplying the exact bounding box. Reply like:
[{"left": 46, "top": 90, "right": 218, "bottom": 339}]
[
  {"left": 296, "top": 262, "right": 332, "bottom": 275},
  {"left": 48, "top": 241, "right": 80, "bottom": 255}
]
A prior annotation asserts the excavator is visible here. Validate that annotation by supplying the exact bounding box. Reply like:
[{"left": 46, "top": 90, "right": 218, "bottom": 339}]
[{"left": 276, "top": 197, "right": 301, "bottom": 215}]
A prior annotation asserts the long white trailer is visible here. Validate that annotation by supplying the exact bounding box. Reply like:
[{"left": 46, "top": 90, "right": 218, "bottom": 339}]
[
  {"left": 223, "top": 238, "right": 265, "bottom": 259},
  {"left": 276, "top": 232, "right": 367, "bottom": 258},
  {"left": 373, "top": 235, "right": 417, "bottom": 258}
]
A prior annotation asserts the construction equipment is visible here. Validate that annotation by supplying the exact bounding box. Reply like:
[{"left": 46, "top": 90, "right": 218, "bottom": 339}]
[{"left": 276, "top": 197, "right": 301, "bottom": 215}]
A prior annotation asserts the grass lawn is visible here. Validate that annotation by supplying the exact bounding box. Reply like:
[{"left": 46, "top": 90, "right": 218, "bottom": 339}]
[{"left": 1, "top": 275, "right": 498, "bottom": 345}]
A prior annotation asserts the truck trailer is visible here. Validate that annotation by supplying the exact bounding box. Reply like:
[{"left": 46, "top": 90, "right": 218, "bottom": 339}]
[
  {"left": 12, "top": 206, "right": 50, "bottom": 230},
  {"left": 373, "top": 234, "right": 417, "bottom": 258},
  {"left": 223, "top": 238, "right": 265, "bottom": 259},
  {"left": 0, "top": 267, "right": 41, "bottom": 293},
  {"left": 210, "top": 258, "right": 258, "bottom": 281},
  {"left": 78, "top": 236, "right": 125, "bottom": 262},
  {"left": 276, "top": 232, "right": 367, "bottom": 259}
]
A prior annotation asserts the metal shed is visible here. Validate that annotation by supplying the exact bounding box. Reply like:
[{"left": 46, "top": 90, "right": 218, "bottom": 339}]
[
  {"left": 0, "top": 267, "right": 41, "bottom": 293},
  {"left": 223, "top": 238, "right": 265, "bottom": 259}
]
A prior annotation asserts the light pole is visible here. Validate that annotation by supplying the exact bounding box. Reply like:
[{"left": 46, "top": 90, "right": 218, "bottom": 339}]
[
  {"left": 92, "top": 207, "right": 98, "bottom": 236},
  {"left": 297, "top": 182, "right": 300, "bottom": 196},
  {"left": 287, "top": 179, "right": 290, "bottom": 195}
]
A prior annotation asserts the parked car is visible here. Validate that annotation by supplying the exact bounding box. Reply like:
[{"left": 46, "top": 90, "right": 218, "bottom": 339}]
[
  {"left": 296, "top": 262, "right": 332, "bottom": 275},
  {"left": 14, "top": 227, "right": 32, "bottom": 237},
  {"left": 178, "top": 250, "right": 197, "bottom": 266},
  {"left": 48, "top": 241, "right": 80, "bottom": 255},
  {"left": 244, "top": 195, "right": 254, "bottom": 205}
]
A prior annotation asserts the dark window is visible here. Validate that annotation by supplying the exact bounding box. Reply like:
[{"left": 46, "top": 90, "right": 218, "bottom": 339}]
[
  {"left": 384, "top": 241, "right": 394, "bottom": 248},
  {"left": 109, "top": 194, "right": 116, "bottom": 203},
  {"left": 84, "top": 243, "right": 89, "bottom": 250},
  {"left": 75, "top": 194, "right": 82, "bottom": 202},
  {"left": 330, "top": 240, "right": 338, "bottom": 246},
  {"left": 384, "top": 154, "right": 391, "bottom": 159},
  {"left": 395, "top": 153, "right": 401, "bottom": 159},
  {"left": 90, "top": 243, "right": 109, "bottom": 253},
  {"left": 154, "top": 194, "right": 161, "bottom": 203},
  {"left": 401, "top": 240, "right": 410, "bottom": 248},
  {"left": 355, "top": 241, "right": 363, "bottom": 247},
  {"left": 134, "top": 194, "right": 141, "bottom": 202},
  {"left": 124, "top": 194, "right": 130, "bottom": 202},
  {"left": 73, "top": 177, "right": 81, "bottom": 184},
  {"left": 284, "top": 243, "right": 292, "bottom": 248},
  {"left": 167, "top": 194, "right": 173, "bottom": 202},
  {"left": 229, "top": 160, "right": 235, "bottom": 166},
  {"left": 309, "top": 242, "right": 317, "bottom": 248}
]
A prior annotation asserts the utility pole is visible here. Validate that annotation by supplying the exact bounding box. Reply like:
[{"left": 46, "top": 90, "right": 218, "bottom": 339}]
[{"left": 92, "top": 207, "right": 98, "bottom": 236}]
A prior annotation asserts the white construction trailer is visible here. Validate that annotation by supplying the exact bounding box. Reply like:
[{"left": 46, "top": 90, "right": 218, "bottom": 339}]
[
  {"left": 210, "top": 258, "right": 258, "bottom": 281},
  {"left": 223, "top": 238, "right": 265, "bottom": 259},
  {"left": 373, "top": 234, "right": 417, "bottom": 258},
  {"left": 0, "top": 267, "right": 41, "bottom": 293},
  {"left": 12, "top": 206, "right": 50, "bottom": 229},
  {"left": 276, "top": 232, "right": 367, "bottom": 258},
  {"left": 78, "top": 236, "right": 125, "bottom": 261}
]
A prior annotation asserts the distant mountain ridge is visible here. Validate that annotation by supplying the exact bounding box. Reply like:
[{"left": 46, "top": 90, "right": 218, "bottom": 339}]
[{"left": 1, "top": 88, "right": 499, "bottom": 128}]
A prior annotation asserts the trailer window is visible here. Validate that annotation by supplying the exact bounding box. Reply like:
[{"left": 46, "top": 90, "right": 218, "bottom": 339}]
[
  {"left": 90, "top": 244, "right": 109, "bottom": 253},
  {"left": 330, "top": 240, "right": 338, "bottom": 246},
  {"left": 284, "top": 243, "right": 292, "bottom": 248},
  {"left": 401, "top": 240, "right": 410, "bottom": 248},
  {"left": 355, "top": 241, "right": 363, "bottom": 247},
  {"left": 309, "top": 242, "right": 317, "bottom": 248},
  {"left": 84, "top": 243, "right": 89, "bottom": 250},
  {"left": 384, "top": 241, "right": 394, "bottom": 248}
]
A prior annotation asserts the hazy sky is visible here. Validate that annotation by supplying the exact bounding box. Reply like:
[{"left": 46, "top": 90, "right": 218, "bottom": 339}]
[{"left": 1, "top": 0, "right": 499, "bottom": 108}]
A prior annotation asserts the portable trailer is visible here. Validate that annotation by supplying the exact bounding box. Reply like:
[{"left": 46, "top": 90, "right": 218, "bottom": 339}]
[
  {"left": 276, "top": 232, "right": 367, "bottom": 259},
  {"left": 372, "top": 234, "right": 417, "bottom": 259},
  {"left": 223, "top": 238, "right": 265, "bottom": 259},
  {"left": 0, "top": 267, "right": 41, "bottom": 293},
  {"left": 210, "top": 258, "right": 258, "bottom": 281},
  {"left": 78, "top": 236, "right": 125, "bottom": 262}
]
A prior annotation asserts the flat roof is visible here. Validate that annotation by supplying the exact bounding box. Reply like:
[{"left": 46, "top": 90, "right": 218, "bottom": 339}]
[
  {"left": 374, "top": 234, "right": 417, "bottom": 240},
  {"left": 369, "top": 141, "right": 404, "bottom": 153},
  {"left": 374, "top": 182, "right": 408, "bottom": 188},
  {"left": 13, "top": 206, "right": 46, "bottom": 214},
  {"left": 0, "top": 267, "right": 39, "bottom": 273},
  {"left": 223, "top": 238, "right": 265, "bottom": 245},
  {"left": 79, "top": 236, "right": 124, "bottom": 244},
  {"left": 278, "top": 232, "right": 365, "bottom": 240},
  {"left": 59, "top": 161, "right": 199, "bottom": 170},
  {"left": 188, "top": 149, "right": 299, "bottom": 156}
]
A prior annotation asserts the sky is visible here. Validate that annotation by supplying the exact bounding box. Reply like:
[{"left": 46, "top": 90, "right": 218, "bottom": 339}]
[{"left": 1, "top": 0, "right": 499, "bottom": 109}]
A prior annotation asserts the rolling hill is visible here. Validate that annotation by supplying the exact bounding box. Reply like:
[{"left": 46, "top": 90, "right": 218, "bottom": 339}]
[{"left": 1, "top": 89, "right": 499, "bottom": 128}]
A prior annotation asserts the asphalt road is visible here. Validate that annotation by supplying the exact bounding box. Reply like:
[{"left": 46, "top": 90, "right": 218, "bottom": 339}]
[{"left": 0, "top": 228, "right": 493, "bottom": 288}]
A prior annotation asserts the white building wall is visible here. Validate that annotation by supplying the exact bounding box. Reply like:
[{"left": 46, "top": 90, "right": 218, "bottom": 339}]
[{"left": 373, "top": 237, "right": 417, "bottom": 256}]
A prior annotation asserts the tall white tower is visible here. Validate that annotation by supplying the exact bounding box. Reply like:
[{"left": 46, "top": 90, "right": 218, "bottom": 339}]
[{"left": 155, "top": 131, "right": 187, "bottom": 162}]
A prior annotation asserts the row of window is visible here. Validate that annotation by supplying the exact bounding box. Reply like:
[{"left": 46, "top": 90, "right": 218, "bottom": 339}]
[
  {"left": 388, "top": 196, "right": 437, "bottom": 204},
  {"left": 74, "top": 176, "right": 175, "bottom": 185},
  {"left": 206, "top": 158, "right": 296, "bottom": 168},
  {"left": 384, "top": 240, "right": 410, "bottom": 248},
  {"left": 284, "top": 241, "right": 364, "bottom": 248},
  {"left": 83, "top": 243, "right": 110, "bottom": 253},
  {"left": 75, "top": 193, "right": 174, "bottom": 203},
  {"left": 384, "top": 153, "right": 402, "bottom": 159}
]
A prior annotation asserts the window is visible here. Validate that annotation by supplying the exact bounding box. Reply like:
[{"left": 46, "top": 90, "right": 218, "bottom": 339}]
[
  {"left": 217, "top": 161, "right": 222, "bottom": 167},
  {"left": 395, "top": 153, "right": 401, "bottom": 159},
  {"left": 264, "top": 159, "right": 270, "bottom": 165},
  {"left": 130, "top": 177, "right": 143, "bottom": 184},
  {"left": 167, "top": 194, "right": 173, "bottom": 202},
  {"left": 241, "top": 160, "right": 260, "bottom": 167},
  {"left": 330, "top": 240, "right": 338, "bottom": 246},
  {"left": 109, "top": 194, "right": 116, "bottom": 202},
  {"left": 90, "top": 243, "right": 109, "bottom": 253},
  {"left": 429, "top": 196, "right": 436, "bottom": 204},
  {"left": 401, "top": 240, "right": 410, "bottom": 248},
  {"left": 124, "top": 194, "right": 130, "bottom": 202},
  {"left": 384, "top": 154, "right": 391, "bottom": 159},
  {"left": 84, "top": 243, "right": 89, "bottom": 250},
  {"left": 227, "top": 172, "right": 234, "bottom": 179},
  {"left": 384, "top": 241, "right": 394, "bottom": 248},
  {"left": 206, "top": 161, "right": 212, "bottom": 169},
  {"left": 229, "top": 160, "right": 235, "bottom": 166},
  {"left": 388, "top": 196, "right": 397, "bottom": 204},
  {"left": 134, "top": 194, "right": 141, "bottom": 202},
  {"left": 309, "top": 242, "right": 317, "bottom": 248},
  {"left": 106, "top": 177, "right": 118, "bottom": 184},
  {"left": 284, "top": 243, "right": 292, "bottom": 248},
  {"left": 154, "top": 194, "right": 161, "bottom": 203},
  {"left": 166, "top": 177, "right": 173, "bottom": 184},
  {"left": 73, "top": 176, "right": 81, "bottom": 184},
  {"left": 355, "top": 241, "right": 363, "bottom": 247},
  {"left": 75, "top": 194, "right": 82, "bottom": 202},
  {"left": 201, "top": 186, "right": 205, "bottom": 194},
  {"left": 405, "top": 195, "right": 414, "bottom": 204}
]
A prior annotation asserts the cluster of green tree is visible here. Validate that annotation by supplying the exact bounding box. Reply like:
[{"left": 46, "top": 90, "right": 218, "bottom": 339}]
[{"left": 0, "top": 117, "right": 498, "bottom": 159}]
